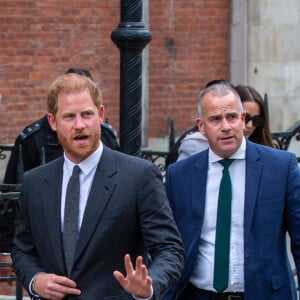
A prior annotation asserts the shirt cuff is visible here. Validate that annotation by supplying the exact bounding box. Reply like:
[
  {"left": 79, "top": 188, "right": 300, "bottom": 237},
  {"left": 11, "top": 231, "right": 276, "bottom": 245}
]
[
  {"left": 132, "top": 285, "right": 153, "bottom": 300},
  {"left": 29, "top": 273, "right": 42, "bottom": 299}
]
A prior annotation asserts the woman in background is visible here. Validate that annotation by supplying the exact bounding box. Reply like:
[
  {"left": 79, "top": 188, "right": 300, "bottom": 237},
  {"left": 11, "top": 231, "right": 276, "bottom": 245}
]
[{"left": 236, "top": 85, "right": 274, "bottom": 147}]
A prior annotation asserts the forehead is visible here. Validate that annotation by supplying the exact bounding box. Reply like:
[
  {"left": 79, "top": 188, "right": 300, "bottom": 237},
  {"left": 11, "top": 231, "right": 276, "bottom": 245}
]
[
  {"left": 242, "top": 101, "right": 260, "bottom": 113},
  {"left": 202, "top": 91, "right": 240, "bottom": 114},
  {"left": 57, "top": 89, "right": 93, "bottom": 104},
  {"left": 55, "top": 90, "right": 97, "bottom": 115}
]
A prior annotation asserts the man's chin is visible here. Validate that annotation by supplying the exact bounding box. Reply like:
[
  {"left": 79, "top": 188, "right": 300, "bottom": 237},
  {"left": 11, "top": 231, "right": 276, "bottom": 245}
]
[
  {"left": 217, "top": 144, "right": 238, "bottom": 157},
  {"left": 65, "top": 147, "right": 92, "bottom": 162}
]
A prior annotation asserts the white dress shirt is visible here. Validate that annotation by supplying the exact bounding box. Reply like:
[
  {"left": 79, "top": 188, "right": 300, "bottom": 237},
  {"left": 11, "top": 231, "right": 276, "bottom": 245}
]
[
  {"left": 61, "top": 142, "right": 103, "bottom": 232},
  {"left": 189, "top": 138, "right": 246, "bottom": 292}
]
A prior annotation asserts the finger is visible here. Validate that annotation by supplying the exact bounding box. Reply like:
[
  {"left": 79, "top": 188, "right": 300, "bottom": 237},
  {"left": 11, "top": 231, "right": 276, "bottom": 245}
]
[
  {"left": 46, "top": 289, "right": 66, "bottom": 300},
  {"left": 124, "top": 254, "right": 134, "bottom": 274},
  {"left": 113, "top": 271, "right": 126, "bottom": 287},
  {"left": 146, "top": 276, "right": 152, "bottom": 286},
  {"left": 55, "top": 275, "right": 77, "bottom": 288},
  {"left": 59, "top": 286, "right": 81, "bottom": 296},
  {"left": 140, "top": 264, "right": 148, "bottom": 280},
  {"left": 49, "top": 279, "right": 81, "bottom": 297},
  {"left": 135, "top": 256, "right": 143, "bottom": 276}
]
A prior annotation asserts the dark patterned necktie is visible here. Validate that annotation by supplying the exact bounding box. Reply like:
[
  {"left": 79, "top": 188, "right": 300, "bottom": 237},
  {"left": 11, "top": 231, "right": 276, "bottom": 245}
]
[
  {"left": 63, "top": 165, "right": 81, "bottom": 275},
  {"left": 213, "top": 159, "right": 234, "bottom": 293}
]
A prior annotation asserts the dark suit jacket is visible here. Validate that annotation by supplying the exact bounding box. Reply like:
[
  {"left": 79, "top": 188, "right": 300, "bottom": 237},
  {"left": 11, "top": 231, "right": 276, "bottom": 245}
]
[
  {"left": 164, "top": 140, "right": 300, "bottom": 300},
  {"left": 12, "top": 146, "right": 184, "bottom": 300}
]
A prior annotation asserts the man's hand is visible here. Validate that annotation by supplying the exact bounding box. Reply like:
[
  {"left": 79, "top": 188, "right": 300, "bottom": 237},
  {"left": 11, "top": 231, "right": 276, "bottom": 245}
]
[
  {"left": 34, "top": 272, "right": 81, "bottom": 300},
  {"left": 113, "top": 254, "right": 153, "bottom": 299}
]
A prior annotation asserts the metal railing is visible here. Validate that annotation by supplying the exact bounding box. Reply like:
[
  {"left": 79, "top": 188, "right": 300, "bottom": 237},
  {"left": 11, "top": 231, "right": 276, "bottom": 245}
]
[
  {"left": 0, "top": 184, "right": 22, "bottom": 300},
  {"left": 272, "top": 120, "right": 300, "bottom": 151},
  {"left": 141, "top": 149, "right": 169, "bottom": 179},
  {"left": 0, "top": 145, "right": 14, "bottom": 161}
]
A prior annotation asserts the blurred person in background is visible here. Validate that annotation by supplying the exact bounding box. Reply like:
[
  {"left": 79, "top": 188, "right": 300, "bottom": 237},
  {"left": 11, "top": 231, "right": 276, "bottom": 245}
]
[{"left": 235, "top": 84, "right": 274, "bottom": 147}]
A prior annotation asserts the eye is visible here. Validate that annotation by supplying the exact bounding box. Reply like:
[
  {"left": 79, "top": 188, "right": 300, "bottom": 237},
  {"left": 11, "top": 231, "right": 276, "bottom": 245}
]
[
  {"left": 82, "top": 111, "right": 94, "bottom": 118},
  {"left": 227, "top": 113, "right": 239, "bottom": 121},
  {"left": 210, "top": 116, "right": 221, "bottom": 122},
  {"left": 64, "top": 114, "right": 74, "bottom": 120}
]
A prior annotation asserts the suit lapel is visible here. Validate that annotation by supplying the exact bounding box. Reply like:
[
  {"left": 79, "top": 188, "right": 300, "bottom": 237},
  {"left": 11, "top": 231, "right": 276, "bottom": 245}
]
[
  {"left": 42, "top": 158, "right": 66, "bottom": 273},
  {"left": 74, "top": 147, "right": 117, "bottom": 262},
  {"left": 192, "top": 150, "right": 209, "bottom": 222},
  {"left": 183, "top": 151, "right": 208, "bottom": 277},
  {"left": 244, "top": 141, "right": 263, "bottom": 244}
]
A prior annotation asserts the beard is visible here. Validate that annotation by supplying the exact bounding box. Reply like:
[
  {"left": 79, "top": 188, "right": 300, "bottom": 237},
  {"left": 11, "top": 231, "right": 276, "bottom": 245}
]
[{"left": 57, "top": 129, "right": 101, "bottom": 162}]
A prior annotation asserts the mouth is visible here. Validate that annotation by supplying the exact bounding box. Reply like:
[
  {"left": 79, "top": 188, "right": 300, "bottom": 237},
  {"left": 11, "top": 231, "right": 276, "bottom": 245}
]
[
  {"left": 219, "top": 135, "right": 236, "bottom": 145},
  {"left": 220, "top": 135, "right": 233, "bottom": 141},
  {"left": 73, "top": 135, "right": 89, "bottom": 144}
]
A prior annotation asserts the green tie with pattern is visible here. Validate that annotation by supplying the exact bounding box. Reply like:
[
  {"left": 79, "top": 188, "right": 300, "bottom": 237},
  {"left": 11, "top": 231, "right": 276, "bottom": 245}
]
[{"left": 213, "top": 159, "right": 234, "bottom": 293}]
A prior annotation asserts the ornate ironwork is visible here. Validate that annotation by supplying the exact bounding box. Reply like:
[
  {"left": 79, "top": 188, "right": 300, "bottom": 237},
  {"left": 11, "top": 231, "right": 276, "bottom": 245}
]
[
  {"left": 141, "top": 150, "right": 168, "bottom": 179},
  {"left": 0, "top": 185, "right": 22, "bottom": 299},
  {"left": 0, "top": 150, "right": 5, "bottom": 160},
  {"left": 0, "top": 145, "right": 14, "bottom": 160},
  {"left": 272, "top": 120, "right": 300, "bottom": 151},
  {"left": 0, "top": 185, "right": 21, "bottom": 253}
]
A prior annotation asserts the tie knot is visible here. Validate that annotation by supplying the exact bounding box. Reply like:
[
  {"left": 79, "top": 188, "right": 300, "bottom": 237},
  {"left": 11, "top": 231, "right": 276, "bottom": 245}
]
[
  {"left": 219, "top": 159, "right": 234, "bottom": 170},
  {"left": 72, "top": 165, "right": 81, "bottom": 176}
]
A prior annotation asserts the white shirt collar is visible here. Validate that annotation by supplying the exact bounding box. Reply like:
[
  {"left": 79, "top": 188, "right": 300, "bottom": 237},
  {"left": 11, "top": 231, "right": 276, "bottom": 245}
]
[{"left": 64, "top": 141, "right": 103, "bottom": 176}]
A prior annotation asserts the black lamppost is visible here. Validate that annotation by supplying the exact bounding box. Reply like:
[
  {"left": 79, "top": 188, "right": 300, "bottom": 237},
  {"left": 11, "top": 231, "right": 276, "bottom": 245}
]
[{"left": 111, "top": 0, "right": 152, "bottom": 156}]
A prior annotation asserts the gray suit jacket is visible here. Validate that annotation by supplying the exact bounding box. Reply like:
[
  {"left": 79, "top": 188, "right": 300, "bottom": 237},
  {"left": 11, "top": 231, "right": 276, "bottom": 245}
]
[{"left": 12, "top": 146, "right": 184, "bottom": 300}]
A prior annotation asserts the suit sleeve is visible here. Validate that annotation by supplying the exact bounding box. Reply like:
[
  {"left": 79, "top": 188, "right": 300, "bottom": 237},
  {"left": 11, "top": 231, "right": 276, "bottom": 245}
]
[
  {"left": 11, "top": 173, "right": 45, "bottom": 293},
  {"left": 137, "top": 163, "right": 184, "bottom": 300},
  {"left": 285, "top": 153, "right": 300, "bottom": 287}
]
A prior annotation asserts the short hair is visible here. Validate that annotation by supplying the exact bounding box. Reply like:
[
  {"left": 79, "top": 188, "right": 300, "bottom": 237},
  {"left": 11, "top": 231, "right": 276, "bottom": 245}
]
[
  {"left": 47, "top": 73, "right": 102, "bottom": 114},
  {"left": 205, "top": 79, "right": 235, "bottom": 89},
  {"left": 197, "top": 83, "right": 242, "bottom": 117}
]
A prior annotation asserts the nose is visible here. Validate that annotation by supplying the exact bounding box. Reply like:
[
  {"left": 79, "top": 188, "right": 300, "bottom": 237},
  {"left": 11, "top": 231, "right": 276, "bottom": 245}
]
[
  {"left": 245, "top": 119, "right": 253, "bottom": 127},
  {"left": 221, "top": 118, "right": 231, "bottom": 130},
  {"left": 74, "top": 115, "right": 86, "bottom": 129}
]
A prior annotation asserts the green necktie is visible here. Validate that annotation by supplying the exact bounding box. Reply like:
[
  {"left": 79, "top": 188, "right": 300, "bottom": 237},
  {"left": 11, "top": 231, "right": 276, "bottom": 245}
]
[{"left": 213, "top": 159, "right": 234, "bottom": 293}]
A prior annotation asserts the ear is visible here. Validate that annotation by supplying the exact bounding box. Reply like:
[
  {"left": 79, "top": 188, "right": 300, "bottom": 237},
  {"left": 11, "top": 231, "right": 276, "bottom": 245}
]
[
  {"left": 47, "top": 113, "right": 57, "bottom": 131},
  {"left": 98, "top": 105, "right": 105, "bottom": 123},
  {"left": 196, "top": 117, "right": 205, "bottom": 136}
]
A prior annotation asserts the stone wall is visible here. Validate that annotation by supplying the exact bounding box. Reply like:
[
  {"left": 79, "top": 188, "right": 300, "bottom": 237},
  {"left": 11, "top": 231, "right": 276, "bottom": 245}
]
[{"left": 231, "top": 0, "right": 300, "bottom": 133}]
